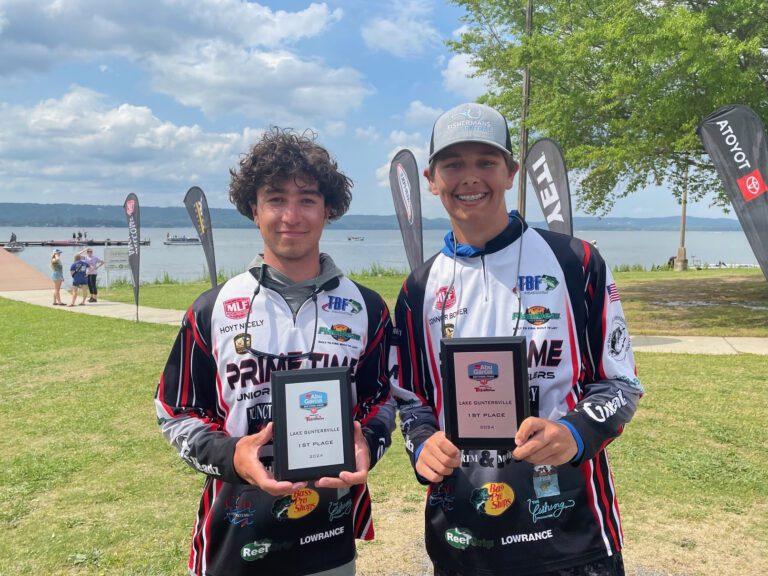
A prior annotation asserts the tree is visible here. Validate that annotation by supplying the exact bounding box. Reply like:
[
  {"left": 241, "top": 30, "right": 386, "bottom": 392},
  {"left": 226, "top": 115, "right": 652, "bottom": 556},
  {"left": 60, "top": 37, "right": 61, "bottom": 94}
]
[{"left": 449, "top": 0, "right": 768, "bottom": 213}]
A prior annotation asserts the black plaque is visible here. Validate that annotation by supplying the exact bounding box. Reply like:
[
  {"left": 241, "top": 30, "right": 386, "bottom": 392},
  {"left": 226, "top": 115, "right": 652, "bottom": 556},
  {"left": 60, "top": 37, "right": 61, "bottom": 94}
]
[
  {"left": 440, "top": 336, "right": 529, "bottom": 449},
  {"left": 271, "top": 367, "right": 355, "bottom": 482}
]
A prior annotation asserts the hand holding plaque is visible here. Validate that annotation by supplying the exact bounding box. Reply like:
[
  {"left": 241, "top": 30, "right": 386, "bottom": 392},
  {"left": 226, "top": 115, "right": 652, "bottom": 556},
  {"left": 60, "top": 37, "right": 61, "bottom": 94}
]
[
  {"left": 271, "top": 367, "right": 355, "bottom": 482},
  {"left": 440, "top": 337, "right": 529, "bottom": 450}
]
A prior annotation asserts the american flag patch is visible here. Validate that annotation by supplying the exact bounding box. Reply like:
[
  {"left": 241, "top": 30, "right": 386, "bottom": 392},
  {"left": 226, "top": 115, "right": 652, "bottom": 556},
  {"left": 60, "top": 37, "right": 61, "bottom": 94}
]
[{"left": 607, "top": 283, "right": 620, "bottom": 302}]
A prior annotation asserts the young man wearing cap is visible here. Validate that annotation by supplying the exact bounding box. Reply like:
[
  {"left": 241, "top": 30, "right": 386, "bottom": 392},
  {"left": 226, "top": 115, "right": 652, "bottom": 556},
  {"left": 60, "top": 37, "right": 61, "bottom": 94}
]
[
  {"left": 77, "top": 247, "right": 105, "bottom": 302},
  {"left": 155, "top": 128, "right": 393, "bottom": 576},
  {"left": 393, "top": 102, "right": 643, "bottom": 576}
]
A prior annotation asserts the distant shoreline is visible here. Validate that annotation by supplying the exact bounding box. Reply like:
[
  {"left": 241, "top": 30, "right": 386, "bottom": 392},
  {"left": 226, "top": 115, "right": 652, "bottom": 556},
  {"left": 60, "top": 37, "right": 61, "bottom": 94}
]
[{"left": 0, "top": 202, "right": 743, "bottom": 232}]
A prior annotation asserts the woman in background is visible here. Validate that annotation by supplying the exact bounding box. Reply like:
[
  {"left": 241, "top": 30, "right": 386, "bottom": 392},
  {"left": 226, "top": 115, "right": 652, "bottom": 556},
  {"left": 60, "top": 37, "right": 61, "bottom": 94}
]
[{"left": 50, "top": 249, "right": 64, "bottom": 305}]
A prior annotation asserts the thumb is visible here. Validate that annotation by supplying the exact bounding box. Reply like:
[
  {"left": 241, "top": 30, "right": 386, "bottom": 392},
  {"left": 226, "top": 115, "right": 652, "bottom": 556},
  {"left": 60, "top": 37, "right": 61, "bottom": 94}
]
[{"left": 515, "top": 417, "right": 542, "bottom": 446}]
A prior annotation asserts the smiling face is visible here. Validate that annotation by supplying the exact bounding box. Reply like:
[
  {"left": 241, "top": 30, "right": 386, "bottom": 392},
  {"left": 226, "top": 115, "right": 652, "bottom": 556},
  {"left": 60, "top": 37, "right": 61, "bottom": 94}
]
[
  {"left": 427, "top": 142, "right": 517, "bottom": 247},
  {"left": 251, "top": 175, "right": 328, "bottom": 281}
]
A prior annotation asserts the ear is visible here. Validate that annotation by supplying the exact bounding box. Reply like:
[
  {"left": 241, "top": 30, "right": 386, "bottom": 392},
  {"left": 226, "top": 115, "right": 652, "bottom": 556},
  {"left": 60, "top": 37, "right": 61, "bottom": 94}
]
[
  {"left": 424, "top": 167, "right": 439, "bottom": 197},
  {"left": 506, "top": 161, "right": 519, "bottom": 190},
  {"left": 251, "top": 203, "right": 260, "bottom": 229}
]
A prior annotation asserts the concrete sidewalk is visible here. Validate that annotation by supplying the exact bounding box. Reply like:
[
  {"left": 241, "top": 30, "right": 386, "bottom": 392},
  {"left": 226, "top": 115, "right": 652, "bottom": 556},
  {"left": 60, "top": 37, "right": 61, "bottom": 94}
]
[
  {"left": 0, "top": 289, "right": 184, "bottom": 326},
  {"left": 1, "top": 289, "right": 766, "bottom": 354}
]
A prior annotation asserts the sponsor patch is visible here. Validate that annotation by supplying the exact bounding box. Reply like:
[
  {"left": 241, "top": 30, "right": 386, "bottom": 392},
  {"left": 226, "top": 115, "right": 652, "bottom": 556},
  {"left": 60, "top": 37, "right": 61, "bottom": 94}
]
[
  {"left": 532, "top": 465, "right": 560, "bottom": 498},
  {"left": 321, "top": 296, "right": 362, "bottom": 314},
  {"left": 272, "top": 489, "right": 319, "bottom": 521},
  {"left": 226, "top": 494, "right": 258, "bottom": 527},
  {"left": 527, "top": 498, "right": 575, "bottom": 523},
  {"left": 582, "top": 390, "right": 628, "bottom": 423},
  {"left": 518, "top": 274, "right": 559, "bottom": 293},
  {"left": 514, "top": 306, "right": 561, "bottom": 326},
  {"left": 223, "top": 297, "right": 251, "bottom": 320},
  {"left": 470, "top": 482, "right": 515, "bottom": 516},
  {"left": 435, "top": 286, "right": 456, "bottom": 311},
  {"left": 319, "top": 324, "right": 361, "bottom": 342},
  {"left": 444, "top": 527, "right": 494, "bottom": 550},
  {"left": 608, "top": 317, "right": 629, "bottom": 360}
]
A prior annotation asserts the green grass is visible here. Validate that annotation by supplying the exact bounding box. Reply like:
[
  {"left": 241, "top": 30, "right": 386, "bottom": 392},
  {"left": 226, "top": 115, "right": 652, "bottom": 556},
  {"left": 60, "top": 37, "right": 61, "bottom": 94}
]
[
  {"left": 1, "top": 295, "right": 767, "bottom": 575},
  {"left": 100, "top": 267, "right": 768, "bottom": 337}
]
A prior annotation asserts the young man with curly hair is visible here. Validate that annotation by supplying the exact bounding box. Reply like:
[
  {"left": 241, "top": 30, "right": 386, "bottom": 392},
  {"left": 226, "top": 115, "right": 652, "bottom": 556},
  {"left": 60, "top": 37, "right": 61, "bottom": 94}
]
[{"left": 156, "top": 128, "right": 394, "bottom": 576}]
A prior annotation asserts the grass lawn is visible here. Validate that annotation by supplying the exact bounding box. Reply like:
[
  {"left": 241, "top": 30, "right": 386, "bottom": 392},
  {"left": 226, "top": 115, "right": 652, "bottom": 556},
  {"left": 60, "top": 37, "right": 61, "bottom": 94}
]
[
  {"left": 100, "top": 267, "right": 768, "bottom": 337},
  {"left": 1, "top": 297, "right": 766, "bottom": 575}
]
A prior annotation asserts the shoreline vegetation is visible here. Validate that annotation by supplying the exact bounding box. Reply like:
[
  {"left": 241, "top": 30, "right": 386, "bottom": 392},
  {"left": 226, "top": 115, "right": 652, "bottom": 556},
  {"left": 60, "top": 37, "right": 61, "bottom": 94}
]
[{"left": 1, "top": 269, "right": 766, "bottom": 575}]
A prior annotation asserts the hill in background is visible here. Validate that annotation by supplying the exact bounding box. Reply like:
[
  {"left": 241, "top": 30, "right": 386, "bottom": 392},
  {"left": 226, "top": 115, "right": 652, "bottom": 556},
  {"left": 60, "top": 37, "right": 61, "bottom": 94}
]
[{"left": 0, "top": 202, "right": 742, "bottom": 231}]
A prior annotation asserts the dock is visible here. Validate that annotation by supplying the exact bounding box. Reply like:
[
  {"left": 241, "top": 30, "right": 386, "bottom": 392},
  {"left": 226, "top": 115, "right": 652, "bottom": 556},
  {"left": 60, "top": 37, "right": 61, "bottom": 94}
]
[{"left": 0, "top": 239, "right": 150, "bottom": 247}]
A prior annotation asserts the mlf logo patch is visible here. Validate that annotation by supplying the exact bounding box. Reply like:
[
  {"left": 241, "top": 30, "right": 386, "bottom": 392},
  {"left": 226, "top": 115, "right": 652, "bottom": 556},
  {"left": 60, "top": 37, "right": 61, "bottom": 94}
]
[
  {"left": 737, "top": 168, "right": 768, "bottom": 202},
  {"left": 434, "top": 286, "right": 456, "bottom": 310},
  {"left": 223, "top": 297, "right": 251, "bottom": 319}
]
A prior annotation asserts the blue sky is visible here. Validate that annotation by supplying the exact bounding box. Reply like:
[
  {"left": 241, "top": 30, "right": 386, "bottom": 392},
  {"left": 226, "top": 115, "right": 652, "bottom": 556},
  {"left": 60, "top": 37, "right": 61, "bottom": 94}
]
[{"left": 0, "top": 0, "right": 732, "bottom": 220}]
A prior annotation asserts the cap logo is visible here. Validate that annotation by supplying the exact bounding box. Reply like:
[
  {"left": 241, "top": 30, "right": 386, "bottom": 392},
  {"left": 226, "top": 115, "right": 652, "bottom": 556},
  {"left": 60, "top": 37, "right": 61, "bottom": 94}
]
[{"left": 452, "top": 106, "right": 483, "bottom": 121}]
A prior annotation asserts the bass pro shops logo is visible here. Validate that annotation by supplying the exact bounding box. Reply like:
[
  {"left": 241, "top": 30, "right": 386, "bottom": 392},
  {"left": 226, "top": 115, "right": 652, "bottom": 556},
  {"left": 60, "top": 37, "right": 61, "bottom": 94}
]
[{"left": 737, "top": 169, "right": 768, "bottom": 202}]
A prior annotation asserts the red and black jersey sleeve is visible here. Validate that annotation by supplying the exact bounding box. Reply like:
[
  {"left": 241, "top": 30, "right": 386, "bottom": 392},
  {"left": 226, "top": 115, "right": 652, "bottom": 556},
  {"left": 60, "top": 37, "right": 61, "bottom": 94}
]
[{"left": 154, "top": 285, "right": 243, "bottom": 484}]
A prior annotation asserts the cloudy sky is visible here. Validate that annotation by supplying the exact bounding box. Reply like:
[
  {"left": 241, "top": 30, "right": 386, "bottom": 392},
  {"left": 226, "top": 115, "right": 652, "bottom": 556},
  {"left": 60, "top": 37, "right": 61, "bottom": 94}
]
[{"left": 0, "top": 0, "right": 730, "bottom": 220}]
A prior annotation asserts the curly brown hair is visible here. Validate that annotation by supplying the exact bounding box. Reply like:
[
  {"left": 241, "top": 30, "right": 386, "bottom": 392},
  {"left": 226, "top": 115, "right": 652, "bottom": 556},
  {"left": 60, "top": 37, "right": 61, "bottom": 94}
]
[{"left": 229, "top": 127, "right": 352, "bottom": 221}]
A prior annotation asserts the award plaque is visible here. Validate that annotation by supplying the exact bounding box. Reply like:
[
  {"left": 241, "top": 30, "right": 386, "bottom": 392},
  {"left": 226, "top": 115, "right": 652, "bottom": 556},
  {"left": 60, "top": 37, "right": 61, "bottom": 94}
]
[
  {"left": 440, "top": 336, "right": 529, "bottom": 449},
  {"left": 271, "top": 367, "right": 355, "bottom": 482}
]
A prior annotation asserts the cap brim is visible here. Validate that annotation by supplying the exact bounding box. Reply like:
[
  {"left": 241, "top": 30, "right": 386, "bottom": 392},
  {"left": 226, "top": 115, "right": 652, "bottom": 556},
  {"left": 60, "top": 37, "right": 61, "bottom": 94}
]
[{"left": 429, "top": 140, "right": 513, "bottom": 163}]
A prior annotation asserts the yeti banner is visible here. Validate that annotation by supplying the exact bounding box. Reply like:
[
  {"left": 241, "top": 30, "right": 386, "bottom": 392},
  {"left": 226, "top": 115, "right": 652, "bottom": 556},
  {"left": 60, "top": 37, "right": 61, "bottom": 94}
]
[
  {"left": 389, "top": 149, "right": 423, "bottom": 272},
  {"left": 698, "top": 105, "right": 768, "bottom": 281},
  {"left": 184, "top": 186, "right": 218, "bottom": 288},
  {"left": 525, "top": 138, "right": 573, "bottom": 236},
  {"left": 123, "top": 193, "right": 141, "bottom": 319}
]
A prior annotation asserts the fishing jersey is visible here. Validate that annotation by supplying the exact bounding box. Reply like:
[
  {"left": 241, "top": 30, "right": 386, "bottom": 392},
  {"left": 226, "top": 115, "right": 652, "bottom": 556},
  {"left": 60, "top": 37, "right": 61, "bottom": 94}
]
[
  {"left": 156, "top": 267, "right": 393, "bottom": 576},
  {"left": 393, "top": 217, "right": 643, "bottom": 576}
]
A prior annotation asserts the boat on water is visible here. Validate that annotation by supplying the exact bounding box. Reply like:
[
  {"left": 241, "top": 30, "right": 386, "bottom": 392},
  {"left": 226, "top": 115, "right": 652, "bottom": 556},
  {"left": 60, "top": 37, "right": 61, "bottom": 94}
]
[
  {"left": 347, "top": 235, "right": 364, "bottom": 241},
  {"left": 2, "top": 242, "right": 24, "bottom": 253},
  {"left": 164, "top": 234, "right": 201, "bottom": 246}
]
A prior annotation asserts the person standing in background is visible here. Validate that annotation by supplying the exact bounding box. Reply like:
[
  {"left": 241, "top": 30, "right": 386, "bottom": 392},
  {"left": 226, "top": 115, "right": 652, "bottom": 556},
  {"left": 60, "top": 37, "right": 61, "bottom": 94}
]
[
  {"left": 78, "top": 247, "right": 105, "bottom": 302},
  {"left": 69, "top": 254, "right": 88, "bottom": 306},
  {"left": 50, "top": 249, "right": 65, "bottom": 305}
]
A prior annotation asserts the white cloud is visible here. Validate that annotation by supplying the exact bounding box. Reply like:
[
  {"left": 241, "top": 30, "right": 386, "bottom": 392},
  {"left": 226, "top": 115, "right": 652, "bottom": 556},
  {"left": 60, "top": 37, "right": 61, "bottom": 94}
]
[
  {"left": 0, "top": 86, "right": 257, "bottom": 205},
  {"left": 355, "top": 126, "right": 380, "bottom": 141},
  {"left": 361, "top": 0, "right": 441, "bottom": 58},
  {"left": 0, "top": 1, "right": 365, "bottom": 125},
  {"left": 404, "top": 100, "right": 442, "bottom": 125},
  {"left": 442, "top": 53, "right": 489, "bottom": 100},
  {"left": 322, "top": 120, "right": 346, "bottom": 138},
  {"left": 388, "top": 129, "right": 423, "bottom": 146},
  {"left": 146, "top": 42, "right": 371, "bottom": 123}
]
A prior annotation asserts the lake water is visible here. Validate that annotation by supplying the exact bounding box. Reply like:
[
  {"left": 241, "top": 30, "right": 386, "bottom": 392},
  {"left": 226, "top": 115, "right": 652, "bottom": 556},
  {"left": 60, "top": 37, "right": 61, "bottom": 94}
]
[{"left": 1, "top": 225, "right": 759, "bottom": 284}]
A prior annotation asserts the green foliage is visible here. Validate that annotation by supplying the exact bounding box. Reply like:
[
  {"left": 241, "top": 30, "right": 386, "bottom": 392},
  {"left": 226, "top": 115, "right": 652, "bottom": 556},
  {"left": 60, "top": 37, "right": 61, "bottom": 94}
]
[{"left": 450, "top": 0, "right": 768, "bottom": 213}]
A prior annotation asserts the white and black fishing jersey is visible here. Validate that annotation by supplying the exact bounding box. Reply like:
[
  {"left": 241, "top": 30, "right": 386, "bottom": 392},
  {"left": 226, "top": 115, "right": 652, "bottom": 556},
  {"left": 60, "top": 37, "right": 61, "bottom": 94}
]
[
  {"left": 393, "top": 214, "right": 643, "bottom": 576},
  {"left": 156, "top": 265, "right": 393, "bottom": 576}
]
